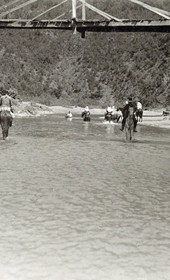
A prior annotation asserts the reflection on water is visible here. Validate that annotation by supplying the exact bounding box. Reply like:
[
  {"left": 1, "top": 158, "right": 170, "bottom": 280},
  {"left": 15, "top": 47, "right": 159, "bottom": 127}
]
[
  {"left": 105, "top": 122, "right": 116, "bottom": 135},
  {"left": 83, "top": 122, "right": 90, "bottom": 135},
  {"left": 0, "top": 114, "right": 170, "bottom": 280},
  {"left": 65, "top": 117, "right": 72, "bottom": 122}
]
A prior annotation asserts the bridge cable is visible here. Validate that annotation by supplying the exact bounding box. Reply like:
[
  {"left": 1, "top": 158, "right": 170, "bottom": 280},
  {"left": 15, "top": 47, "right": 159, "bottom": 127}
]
[
  {"left": 78, "top": 0, "right": 122, "bottom": 21},
  {"left": 53, "top": 4, "right": 82, "bottom": 20},
  {"left": 129, "top": 0, "right": 170, "bottom": 20},
  {"left": 0, "top": 0, "right": 38, "bottom": 18},
  {"left": 152, "top": 7, "right": 170, "bottom": 17},
  {"left": 31, "top": 0, "right": 68, "bottom": 21},
  {"left": 0, "top": 0, "right": 23, "bottom": 12}
]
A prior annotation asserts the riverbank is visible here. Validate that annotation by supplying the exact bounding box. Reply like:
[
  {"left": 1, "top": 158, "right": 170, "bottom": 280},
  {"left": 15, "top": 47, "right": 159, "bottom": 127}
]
[{"left": 12, "top": 100, "right": 170, "bottom": 129}]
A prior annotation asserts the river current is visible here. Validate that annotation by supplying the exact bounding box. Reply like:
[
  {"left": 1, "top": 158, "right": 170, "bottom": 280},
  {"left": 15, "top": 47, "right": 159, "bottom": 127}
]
[{"left": 0, "top": 114, "right": 170, "bottom": 280}]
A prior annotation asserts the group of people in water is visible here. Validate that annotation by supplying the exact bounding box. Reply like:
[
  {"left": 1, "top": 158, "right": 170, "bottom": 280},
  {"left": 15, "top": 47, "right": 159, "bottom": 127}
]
[
  {"left": 66, "top": 97, "right": 143, "bottom": 133},
  {"left": 0, "top": 89, "right": 142, "bottom": 135}
]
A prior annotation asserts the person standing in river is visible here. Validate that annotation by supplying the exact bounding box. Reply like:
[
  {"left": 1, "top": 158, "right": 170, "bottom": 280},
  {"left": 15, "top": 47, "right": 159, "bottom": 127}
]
[{"left": 0, "top": 90, "right": 14, "bottom": 126}]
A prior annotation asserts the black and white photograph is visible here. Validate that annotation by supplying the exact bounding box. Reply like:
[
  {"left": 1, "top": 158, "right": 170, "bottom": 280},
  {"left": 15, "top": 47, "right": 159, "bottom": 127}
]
[{"left": 0, "top": 1, "right": 170, "bottom": 280}]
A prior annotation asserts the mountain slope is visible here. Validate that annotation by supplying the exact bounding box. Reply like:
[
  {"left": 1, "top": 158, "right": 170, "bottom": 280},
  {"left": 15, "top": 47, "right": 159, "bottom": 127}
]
[{"left": 0, "top": 0, "right": 169, "bottom": 107}]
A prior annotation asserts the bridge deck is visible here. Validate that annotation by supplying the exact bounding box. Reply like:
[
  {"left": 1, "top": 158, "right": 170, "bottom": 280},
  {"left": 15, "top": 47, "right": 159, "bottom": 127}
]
[{"left": 0, "top": 19, "right": 169, "bottom": 33}]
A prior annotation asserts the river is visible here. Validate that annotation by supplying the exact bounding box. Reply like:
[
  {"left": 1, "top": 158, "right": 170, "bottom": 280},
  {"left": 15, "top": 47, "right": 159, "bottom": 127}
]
[{"left": 0, "top": 114, "right": 170, "bottom": 280}]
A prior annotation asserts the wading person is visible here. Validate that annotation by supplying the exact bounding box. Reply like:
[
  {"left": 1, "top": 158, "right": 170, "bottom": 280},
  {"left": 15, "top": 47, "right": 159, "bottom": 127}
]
[
  {"left": 84, "top": 106, "right": 90, "bottom": 113},
  {"left": 0, "top": 90, "right": 13, "bottom": 126}
]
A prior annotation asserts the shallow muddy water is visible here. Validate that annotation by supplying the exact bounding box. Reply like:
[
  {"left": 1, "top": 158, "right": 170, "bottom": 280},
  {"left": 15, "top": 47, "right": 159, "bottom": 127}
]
[{"left": 0, "top": 114, "right": 170, "bottom": 280}]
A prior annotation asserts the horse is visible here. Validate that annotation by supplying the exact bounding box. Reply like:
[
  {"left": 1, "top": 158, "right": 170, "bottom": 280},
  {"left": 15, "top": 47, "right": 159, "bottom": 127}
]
[
  {"left": 0, "top": 110, "right": 12, "bottom": 140},
  {"left": 136, "top": 109, "right": 143, "bottom": 122},
  {"left": 104, "top": 112, "right": 114, "bottom": 122},
  {"left": 81, "top": 111, "right": 91, "bottom": 122},
  {"left": 125, "top": 107, "right": 134, "bottom": 141},
  {"left": 104, "top": 109, "right": 122, "bottom": 123}
]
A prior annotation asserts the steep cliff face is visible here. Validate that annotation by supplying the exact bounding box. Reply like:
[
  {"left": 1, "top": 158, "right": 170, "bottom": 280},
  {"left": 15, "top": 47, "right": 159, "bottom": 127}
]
[{"left": 0, "top": 0, "right": 169, "bottom": 107}]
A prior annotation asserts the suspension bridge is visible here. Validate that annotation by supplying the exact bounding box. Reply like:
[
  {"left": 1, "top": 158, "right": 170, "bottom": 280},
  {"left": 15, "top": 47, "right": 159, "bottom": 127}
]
[{"left": 0, "top": 0, "right": 169, "bottom": 38}]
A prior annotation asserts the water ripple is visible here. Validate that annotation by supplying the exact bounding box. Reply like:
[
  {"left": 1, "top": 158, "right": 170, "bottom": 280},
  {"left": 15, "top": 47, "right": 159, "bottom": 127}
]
[{"left": 0, "top": 115, "right": 170, "bottom": 280}]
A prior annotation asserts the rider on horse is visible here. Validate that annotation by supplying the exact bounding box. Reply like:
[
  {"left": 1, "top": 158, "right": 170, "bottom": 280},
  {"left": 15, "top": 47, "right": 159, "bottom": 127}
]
[
  {"left": 104, "top": 105, "right": 113, "bottom": 119},
  {"left": 120, "top": 97, "right": 138, "bottom": 132},
  {"left": 106, "top": 106, "right": 113, "bottom": 114},
  {"left": 83, "top": 106, "right": 90, "bottom": 115},
  {"left": 82, "top": 106, "right": 91, "bottom": 121},
  {"left": 0, "top": 90, "right": 13, "bottom": 126}
]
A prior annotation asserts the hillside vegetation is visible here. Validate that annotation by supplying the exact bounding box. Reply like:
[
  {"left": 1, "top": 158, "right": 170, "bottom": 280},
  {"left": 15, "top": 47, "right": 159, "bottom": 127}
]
[{"left": 0, "top": 0, "right": 170, "bottom": 108}]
